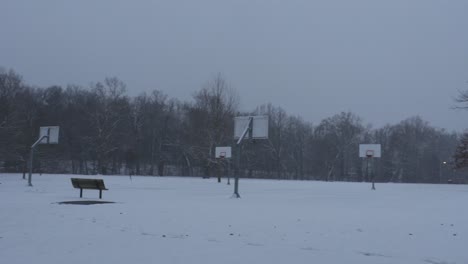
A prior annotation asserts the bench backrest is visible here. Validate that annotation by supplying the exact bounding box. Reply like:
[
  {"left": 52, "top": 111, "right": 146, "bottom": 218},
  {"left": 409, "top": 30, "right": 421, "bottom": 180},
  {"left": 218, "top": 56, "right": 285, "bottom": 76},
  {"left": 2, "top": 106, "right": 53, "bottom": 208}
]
[{"left": 71, "top": 178, "right": 107, "bottom": 190}]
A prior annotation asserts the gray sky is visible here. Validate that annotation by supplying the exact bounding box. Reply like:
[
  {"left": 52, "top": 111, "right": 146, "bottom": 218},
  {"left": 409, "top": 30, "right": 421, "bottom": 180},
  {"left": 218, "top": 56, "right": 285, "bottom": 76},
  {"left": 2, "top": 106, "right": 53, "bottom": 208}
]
[{"left": 2, "top": 0, "right": 468, "bottom": 131}]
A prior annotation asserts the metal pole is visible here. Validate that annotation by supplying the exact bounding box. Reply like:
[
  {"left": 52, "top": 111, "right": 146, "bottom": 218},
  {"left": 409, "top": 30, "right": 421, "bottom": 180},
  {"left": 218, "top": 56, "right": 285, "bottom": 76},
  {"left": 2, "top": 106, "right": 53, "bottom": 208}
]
[
  {"left": 227, "top": 160, "right": 231, "bottom": 185},
  {"left": 28, "top": 136, "right": 48, "bottom": 187},
  {"left": 232, "top": 117, "right": 252, "bottom": 198},
  {"left": 28, "top": 148, "right": 34, "bottom": 187},
  {"left": 369, "top": 158, "right": 375, "bottom": 190},
  {"left": 233, "top": 144, "right": 241, "bottom": 198},
  {"left": 217, "top": 159, "right": 222, "bottom": 183},
  {"left": 366, "top": 158, "right": 369, "bottom": 183},
  {"left": 439, "top": 161, "right": 446, "bottom": 183}
]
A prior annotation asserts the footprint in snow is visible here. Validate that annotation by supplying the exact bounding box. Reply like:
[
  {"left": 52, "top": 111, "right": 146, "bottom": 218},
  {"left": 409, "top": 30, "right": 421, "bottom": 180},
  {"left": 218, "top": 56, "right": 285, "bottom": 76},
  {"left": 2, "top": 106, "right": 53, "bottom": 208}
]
[
  {"left": 424, "top": 258, "right": 456, "bottom": 264},
  {"left": 246, "top": 242, "right": 263, "bottom": 247},
  {"left": 301, "top": 247, "right": 318, "bottom": 251},
  {"left": 357, "top": 251, "right": 391, "bottom": 258},
  {"left": 141, "top": 232, "right": 158, "bottom": 237}
]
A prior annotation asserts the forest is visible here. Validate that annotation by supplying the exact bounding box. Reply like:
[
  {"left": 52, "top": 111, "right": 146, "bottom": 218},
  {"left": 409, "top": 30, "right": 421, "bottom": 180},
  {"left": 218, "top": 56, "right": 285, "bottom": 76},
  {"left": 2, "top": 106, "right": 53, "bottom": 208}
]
[{"left": 0, "top": 68, "right": 463, "bottom": 183}]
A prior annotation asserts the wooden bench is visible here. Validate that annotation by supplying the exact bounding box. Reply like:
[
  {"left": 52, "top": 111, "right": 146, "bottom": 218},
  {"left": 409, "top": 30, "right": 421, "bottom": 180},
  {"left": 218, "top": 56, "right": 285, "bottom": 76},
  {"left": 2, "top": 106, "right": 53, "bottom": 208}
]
[{"left": 71, "top": 178, "right": 108, "bottom": 199}]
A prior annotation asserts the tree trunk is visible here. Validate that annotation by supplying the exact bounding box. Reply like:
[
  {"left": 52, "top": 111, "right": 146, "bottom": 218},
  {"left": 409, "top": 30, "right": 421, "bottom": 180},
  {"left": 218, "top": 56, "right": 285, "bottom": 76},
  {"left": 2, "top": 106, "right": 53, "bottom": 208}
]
[{"left": 158, "top": 160, "right": 164, "bottom": 176}]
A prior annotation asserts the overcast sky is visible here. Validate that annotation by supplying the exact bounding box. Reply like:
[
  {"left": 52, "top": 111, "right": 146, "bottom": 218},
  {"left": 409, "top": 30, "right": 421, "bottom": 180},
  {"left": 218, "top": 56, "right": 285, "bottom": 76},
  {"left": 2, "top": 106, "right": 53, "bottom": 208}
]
[{"left": 2, "top": 0, "right": 468, "bottom": 131}]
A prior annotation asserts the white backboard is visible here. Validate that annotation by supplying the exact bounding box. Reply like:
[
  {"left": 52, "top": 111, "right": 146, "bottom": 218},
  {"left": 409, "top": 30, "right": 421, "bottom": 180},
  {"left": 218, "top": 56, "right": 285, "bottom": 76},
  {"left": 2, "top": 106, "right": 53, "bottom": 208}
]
[
  {"left": 234, "top": 116, "right": 269, "bottom": 139},
  {"left": 359, "top": 144, "right": 381, "bottom": 158},
  {"left": 39, "top": 126, "right": 60, "bottom": 144},
  {"left": 215, "top": 146, "right": 232, "bottom": 159}
]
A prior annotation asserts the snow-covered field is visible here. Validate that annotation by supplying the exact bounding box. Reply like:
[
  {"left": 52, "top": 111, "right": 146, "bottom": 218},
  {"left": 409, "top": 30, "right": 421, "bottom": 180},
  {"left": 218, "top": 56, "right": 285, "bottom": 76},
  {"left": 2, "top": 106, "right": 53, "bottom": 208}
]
[{"left": 1, "top": 173, "right": 467, "bottom": 264}]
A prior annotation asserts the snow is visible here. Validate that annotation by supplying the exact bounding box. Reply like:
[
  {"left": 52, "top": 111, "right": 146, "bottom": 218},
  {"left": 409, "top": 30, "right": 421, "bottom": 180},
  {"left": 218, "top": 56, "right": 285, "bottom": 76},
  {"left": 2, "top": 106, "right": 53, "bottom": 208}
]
[{"left": 1, "top": 173, "right": 467, "bottom": 264}]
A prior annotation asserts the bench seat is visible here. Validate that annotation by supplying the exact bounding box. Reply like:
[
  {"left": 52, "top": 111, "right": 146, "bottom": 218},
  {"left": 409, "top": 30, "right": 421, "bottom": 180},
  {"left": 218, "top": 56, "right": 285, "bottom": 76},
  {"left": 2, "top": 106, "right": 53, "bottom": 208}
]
[{"left": 71, "top": 178, "right": 108, "bottom": 199}]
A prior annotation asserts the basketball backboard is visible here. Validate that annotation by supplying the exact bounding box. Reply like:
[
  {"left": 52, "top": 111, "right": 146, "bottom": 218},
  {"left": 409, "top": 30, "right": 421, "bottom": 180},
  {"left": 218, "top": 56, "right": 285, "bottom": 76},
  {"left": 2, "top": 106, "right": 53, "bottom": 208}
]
[
  {"left": 359, "top": 144, "right": 381, "bottom": 158},
  {"left": 215, "top": 146, "right": 232, "bottom": 159},
  {"left": 39, "top": 126, "right": 60, "bottom": 144},
  {"left": 234, "top": 116, "right": 268, "bottom": 139}
]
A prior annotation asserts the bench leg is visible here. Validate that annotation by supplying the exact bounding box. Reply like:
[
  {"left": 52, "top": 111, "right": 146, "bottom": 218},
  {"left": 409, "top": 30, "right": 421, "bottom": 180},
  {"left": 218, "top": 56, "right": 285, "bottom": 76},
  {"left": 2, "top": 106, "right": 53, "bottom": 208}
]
[
  {"left": 80, "top": 188, "right": 83, "bottom": 198},
  {"left": 99, "top": 189, "right": 102, "bottom": 199}
]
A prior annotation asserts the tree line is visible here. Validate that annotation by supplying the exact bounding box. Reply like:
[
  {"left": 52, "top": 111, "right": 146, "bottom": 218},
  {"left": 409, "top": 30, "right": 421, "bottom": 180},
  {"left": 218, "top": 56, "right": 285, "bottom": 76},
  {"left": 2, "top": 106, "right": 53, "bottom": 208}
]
[{"left": 0, "top": 68, "right": 462, "bottom": 183}]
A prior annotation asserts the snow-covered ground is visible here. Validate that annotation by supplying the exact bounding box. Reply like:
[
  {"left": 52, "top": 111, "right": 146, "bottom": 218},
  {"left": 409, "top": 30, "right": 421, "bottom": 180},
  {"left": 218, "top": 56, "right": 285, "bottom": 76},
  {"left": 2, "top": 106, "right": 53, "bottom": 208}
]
[{"left": 1, "top": 173, "right": 467, "bottom": 264}]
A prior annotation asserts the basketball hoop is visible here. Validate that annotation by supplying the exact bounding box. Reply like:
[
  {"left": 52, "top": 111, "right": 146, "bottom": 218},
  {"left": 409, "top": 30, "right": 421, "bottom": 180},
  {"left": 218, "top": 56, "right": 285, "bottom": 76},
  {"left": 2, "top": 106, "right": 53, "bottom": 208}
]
[
  {"left": 219, "top": 152, "right": 226, "bottom": 159},
  {"left": 366, "top": 150, "right": 374, "bottom": 158}
]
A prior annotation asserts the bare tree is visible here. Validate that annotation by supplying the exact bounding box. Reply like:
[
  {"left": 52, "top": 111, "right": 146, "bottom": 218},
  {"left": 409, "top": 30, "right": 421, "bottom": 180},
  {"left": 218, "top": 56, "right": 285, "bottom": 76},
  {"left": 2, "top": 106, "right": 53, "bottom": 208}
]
[
  {"left": 453, "top": 89, "right": 468, "bottom": 170},
  {"left": 314, "top": 112, "right": 364, "bottom": 181},
  {"left": 0, "top": 69, "right": 24, "bottom": 150},
  {"left": 189, "top": 73, "right": 239, "bottom": 177},
  {"left": 88, "top": 77, "right": 130, "bottom": 174},
  {"left": 454, "top": 133, "right": 468, "bottom": 168},
  {"left": 0, "top": 67, "right": 460, "bottom": 184}
]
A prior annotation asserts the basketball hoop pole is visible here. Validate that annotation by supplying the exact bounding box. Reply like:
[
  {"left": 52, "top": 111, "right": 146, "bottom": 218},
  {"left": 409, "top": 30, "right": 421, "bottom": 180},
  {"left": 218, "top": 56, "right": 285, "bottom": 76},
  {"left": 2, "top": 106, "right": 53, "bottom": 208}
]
[
  {"left": 371, "top": 158, "right": 375, "bottom": 190},
  {"left": 234, "top": 145, "right": 242, "bottom": 198},
  {"left": 28, "top": 135, "right": 48, "bottom": 187},
  {"left": 366, "top": 156, "right": 375, "bottom": 190},
  {"left": 217, "top": 157, "right": 224, "bottom": 183},
  {"left": 227, "top": 159, "right": 231, "bottom": 185},
  {"left": 366, "top": 157, "right": 369, "bottom": 183},
  {"left": 360, "top": 145, "right": 380, "bottom": 190},
  {"left": 233, "top": 117, "right": 253, "bottom": 198}
]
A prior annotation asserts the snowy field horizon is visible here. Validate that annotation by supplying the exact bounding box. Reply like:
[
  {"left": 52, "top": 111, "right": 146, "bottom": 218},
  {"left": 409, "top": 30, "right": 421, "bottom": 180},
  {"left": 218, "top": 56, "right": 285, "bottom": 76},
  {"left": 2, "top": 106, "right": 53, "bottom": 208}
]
[{"left": 1, "top": 173, "right": 467, "bottom": 264}]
